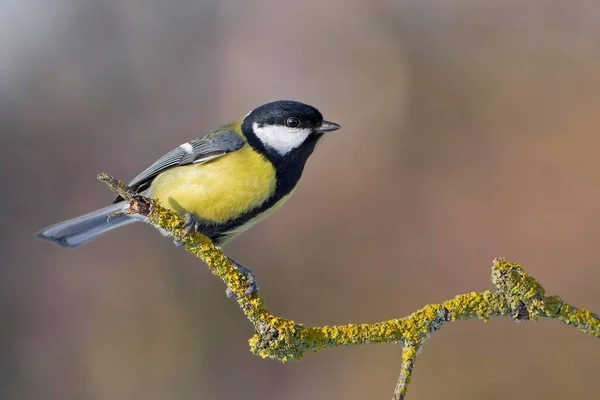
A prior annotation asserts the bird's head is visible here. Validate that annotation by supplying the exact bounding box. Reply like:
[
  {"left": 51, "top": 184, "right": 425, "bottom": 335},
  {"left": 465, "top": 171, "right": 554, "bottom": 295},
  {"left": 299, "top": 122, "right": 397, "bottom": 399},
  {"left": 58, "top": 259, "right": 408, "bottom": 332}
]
[{"left": 242, "top": 100, "right": 340, "bottom": 161}]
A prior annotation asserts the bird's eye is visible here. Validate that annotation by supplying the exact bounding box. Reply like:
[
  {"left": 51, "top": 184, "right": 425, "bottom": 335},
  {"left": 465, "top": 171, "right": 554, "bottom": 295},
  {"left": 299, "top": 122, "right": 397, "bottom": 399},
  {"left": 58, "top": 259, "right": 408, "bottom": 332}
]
[{"left": 286, "top": 117, "right": 301, "bottom": 128}]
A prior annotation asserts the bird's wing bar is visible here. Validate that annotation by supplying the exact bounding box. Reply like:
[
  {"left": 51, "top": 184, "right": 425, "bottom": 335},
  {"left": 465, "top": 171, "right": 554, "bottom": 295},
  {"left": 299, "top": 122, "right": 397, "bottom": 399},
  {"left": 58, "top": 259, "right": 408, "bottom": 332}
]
[{"left": 113, "top": 131, "right": 244, "bottom": 202}]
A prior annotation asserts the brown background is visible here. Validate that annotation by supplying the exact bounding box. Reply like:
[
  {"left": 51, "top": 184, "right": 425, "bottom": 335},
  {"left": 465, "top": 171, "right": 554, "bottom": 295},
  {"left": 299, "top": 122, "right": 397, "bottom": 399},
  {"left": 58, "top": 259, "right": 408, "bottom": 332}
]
[{"left": 2, "top": 1, "right": 600, "bottom": 399}]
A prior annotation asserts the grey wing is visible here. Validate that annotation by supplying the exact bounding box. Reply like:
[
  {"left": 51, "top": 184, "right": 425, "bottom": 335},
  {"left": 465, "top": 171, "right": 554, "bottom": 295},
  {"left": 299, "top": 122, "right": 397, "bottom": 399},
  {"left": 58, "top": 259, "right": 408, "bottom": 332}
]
[{"left": 114, "top": 131, "right": 244, "bottom": 202}]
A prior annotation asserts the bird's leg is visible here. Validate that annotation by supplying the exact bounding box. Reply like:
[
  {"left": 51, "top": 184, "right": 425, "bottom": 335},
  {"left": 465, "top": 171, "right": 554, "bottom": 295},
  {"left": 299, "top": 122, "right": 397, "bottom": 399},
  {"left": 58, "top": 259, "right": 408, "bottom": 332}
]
[
  {"left": 171, "top": 215, "right": 258, "bottom": 297},
  {"left": 173, "top": 213, "right": 202, "bottom": 247},
  {"left": 225, "top": 257, "right": 259, "bottom": 299}
]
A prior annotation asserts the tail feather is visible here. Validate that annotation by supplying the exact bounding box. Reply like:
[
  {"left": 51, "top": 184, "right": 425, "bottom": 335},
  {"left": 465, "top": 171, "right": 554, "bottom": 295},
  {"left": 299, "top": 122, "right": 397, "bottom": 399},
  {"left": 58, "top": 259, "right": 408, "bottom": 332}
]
[{"left": 36, "top": 203, "right": 136, "bottom": 248}]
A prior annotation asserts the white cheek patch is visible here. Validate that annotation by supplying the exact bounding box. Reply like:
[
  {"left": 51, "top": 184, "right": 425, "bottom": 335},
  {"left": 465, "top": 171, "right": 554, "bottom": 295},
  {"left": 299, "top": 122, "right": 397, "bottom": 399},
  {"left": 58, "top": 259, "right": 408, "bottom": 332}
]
[{"left": 252, "top": 122, "right": 311, "bottom": 155}]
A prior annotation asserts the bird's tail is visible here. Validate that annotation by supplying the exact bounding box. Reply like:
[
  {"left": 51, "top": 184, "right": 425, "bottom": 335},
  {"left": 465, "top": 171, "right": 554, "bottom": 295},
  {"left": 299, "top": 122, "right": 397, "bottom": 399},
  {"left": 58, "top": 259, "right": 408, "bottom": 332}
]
[{"left": 35, "top": 202, "right": 136, "bottom": 248}]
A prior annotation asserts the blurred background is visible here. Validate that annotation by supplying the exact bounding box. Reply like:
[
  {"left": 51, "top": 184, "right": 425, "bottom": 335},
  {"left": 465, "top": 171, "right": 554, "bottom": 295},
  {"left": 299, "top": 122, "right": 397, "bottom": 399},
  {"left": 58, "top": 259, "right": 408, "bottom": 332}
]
[{"left": 2, "top": 0, "right": 600, "bottom": 399}]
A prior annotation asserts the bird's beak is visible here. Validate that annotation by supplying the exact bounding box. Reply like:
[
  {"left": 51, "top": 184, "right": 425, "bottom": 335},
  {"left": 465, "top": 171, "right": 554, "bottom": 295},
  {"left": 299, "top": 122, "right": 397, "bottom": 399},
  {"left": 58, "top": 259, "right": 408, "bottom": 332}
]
[{"left": 316, "top": 120, "right": 341, "bottom": 134}]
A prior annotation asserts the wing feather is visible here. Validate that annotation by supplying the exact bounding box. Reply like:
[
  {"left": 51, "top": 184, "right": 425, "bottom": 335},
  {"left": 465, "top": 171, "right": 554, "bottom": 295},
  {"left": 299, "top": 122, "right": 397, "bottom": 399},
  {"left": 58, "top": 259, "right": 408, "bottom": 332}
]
[{"left": 114, "top": 131, "right": 244, "bottom": 202}]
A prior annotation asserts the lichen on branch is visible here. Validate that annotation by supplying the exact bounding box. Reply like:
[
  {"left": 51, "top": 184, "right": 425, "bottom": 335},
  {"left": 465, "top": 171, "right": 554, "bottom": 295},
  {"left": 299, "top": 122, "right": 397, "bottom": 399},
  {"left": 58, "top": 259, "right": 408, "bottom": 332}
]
[{"left": 98, "top": 172, "right": 600, "bottom": 400}]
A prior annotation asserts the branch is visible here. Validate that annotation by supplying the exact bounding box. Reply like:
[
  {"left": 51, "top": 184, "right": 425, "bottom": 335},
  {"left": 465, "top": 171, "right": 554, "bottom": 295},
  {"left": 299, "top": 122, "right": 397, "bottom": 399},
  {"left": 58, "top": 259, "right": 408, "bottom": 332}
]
[{"left": 98, "top": 173, "right": 600, "bottom": 399}]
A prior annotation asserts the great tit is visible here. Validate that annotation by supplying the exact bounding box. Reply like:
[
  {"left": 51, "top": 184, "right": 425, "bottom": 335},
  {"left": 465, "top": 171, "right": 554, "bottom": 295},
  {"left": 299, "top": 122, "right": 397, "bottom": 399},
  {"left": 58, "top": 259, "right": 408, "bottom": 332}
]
[{"left": 36, "top": 100, "right": 341, "bottom": 248}]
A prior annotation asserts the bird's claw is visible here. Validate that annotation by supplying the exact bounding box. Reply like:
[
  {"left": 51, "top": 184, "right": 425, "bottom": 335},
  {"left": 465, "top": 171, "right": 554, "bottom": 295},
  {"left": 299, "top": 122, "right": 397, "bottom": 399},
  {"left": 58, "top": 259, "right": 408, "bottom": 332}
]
[
  {"left": 173, "top": 213, "right": 201, "bottom": 247},
  {"left": 225, "top": 258, "right": 259, "bottom": 299},
  {"left": 170, "top": 217, "right": 258, "bottom": 298}
]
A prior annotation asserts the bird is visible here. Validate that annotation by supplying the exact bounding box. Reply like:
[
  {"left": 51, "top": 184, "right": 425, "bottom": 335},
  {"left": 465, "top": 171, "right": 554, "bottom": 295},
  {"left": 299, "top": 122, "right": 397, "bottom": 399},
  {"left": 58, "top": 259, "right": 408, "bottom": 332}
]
[{"left": 36, "top": 100, "right": 340, "bottom": 250}]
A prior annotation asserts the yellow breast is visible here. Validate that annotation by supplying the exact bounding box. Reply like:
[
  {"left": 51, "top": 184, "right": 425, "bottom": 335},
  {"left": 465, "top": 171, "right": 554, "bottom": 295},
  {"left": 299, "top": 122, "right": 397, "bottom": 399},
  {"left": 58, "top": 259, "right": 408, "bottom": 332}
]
[{"left": 148, "top": 144, "right": 277, "bottom": 224}]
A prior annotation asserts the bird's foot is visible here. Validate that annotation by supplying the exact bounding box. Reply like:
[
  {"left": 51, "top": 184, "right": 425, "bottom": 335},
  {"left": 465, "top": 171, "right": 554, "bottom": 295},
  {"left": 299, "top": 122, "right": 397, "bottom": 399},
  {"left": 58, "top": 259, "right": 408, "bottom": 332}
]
[
  {"left": 225, "top": 258, "right": 259, "bottom": 299},
  {"left": 173, "top": 213, "right": 201, "bottom": 247}
]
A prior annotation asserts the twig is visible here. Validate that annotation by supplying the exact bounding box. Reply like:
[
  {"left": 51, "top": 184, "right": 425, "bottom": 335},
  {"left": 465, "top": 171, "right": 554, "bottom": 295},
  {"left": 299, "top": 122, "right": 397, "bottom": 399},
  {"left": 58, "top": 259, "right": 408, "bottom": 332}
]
[
  {"left": 393, "top": 343, "right": 419, "bottom": 400},
  {"left": 97, "top": 172, "right": 137, "bottom": 202}
]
